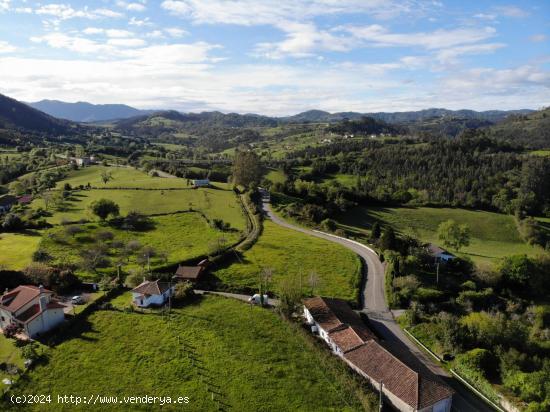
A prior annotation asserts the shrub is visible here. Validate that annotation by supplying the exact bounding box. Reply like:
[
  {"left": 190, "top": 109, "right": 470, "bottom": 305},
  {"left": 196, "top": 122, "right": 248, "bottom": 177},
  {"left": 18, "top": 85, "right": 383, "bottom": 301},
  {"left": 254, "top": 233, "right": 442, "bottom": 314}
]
[{"left": 413, "top": 287, "right": 444, "bottom": 303}]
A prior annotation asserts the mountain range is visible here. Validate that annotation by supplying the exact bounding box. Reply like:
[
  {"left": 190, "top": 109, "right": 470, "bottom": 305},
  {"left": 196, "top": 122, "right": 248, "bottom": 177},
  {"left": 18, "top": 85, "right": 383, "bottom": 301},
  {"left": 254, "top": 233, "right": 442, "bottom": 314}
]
[
  {"left": 28, "top": 100, "right": 154, "bottom": 123},
  {"left": 25, "top": 98, "right": 534, "bottom": 125}
]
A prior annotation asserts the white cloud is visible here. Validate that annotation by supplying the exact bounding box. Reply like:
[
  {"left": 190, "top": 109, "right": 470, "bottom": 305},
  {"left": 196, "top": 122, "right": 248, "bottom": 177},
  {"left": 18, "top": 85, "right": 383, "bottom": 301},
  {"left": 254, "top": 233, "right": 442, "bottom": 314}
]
[
  {"left": 117, "top": 1, "right": 147, "bottom": 12},
  {"left": 435, "top": 43, "right": 506, "bottom": 66},
  {"left": 82, "top": 28, "right": 134, "bottom": 38},
  {"left": 494, "top": 5, "right": 529, "bottom": 18},
  {"left": 343, "top": 25, "right": 497, "bottom": 50},
  {"left": 165, "top": 28, "right": 188, "bottom": 38},
  {"left": 0, "top": 40, "right": 16, "bottom": 54},
  {"left": 529, "top": 34, "right": 547, "bottom": 43},
  {"left": 161, "top": 0, "right": 429, "bottom": 26},
  {"left": 129, "top": 16, "right": 151, "bottom": 26},
  {"left": 35, "top": 4, "right": 123, "bottom": 20},
  {"left": 107, "top": 38, "right": 146, "bottom": 47},
  {"left": 0, "top": 0, "right": 10, "bottom": 13},
  {"left": 255, "top": 22, "right": 355, "bottom": 59},
  {"left": 30, "top": 33, "right": 114, "bottom": 54}
]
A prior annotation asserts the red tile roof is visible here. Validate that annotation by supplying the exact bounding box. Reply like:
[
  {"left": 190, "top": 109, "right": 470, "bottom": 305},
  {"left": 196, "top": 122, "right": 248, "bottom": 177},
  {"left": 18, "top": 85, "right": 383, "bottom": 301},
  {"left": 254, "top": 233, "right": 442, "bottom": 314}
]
[
  {"left": 0, "top": 285, "right": 53, "bottom": 313},
  {"left": 305, "top": 297, "right": 453, "bottom": 410},
  {"left": 303, "top": 297, "right": 364, "bottom": 333},
  {"left": 174, "top": 265, "right": 204, "bottom": 281},
  {"left": 344, "top": 338, "right": 453, "bottom": 409},
  {"left": 131, "top": 280, "right": 171, "bottom": 296},
  {"left": 329, "top": 325, "right": 375, "bottom": 353}
]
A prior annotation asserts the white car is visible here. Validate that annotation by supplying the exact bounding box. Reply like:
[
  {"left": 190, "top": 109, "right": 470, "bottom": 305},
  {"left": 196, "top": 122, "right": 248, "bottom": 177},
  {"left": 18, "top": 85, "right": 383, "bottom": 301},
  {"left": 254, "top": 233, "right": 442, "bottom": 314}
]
[
  {"left": 71, "top": 295, "right": 84, "bottom": 305},
  {"left": 248, "top": 294, "right": 269, "bottom": 305}
]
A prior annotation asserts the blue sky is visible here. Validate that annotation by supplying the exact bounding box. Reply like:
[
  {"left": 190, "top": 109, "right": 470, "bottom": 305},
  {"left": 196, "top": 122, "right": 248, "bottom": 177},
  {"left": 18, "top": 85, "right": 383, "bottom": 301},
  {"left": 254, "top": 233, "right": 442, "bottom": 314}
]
[{"left": 0, "top": 0, "right": 548, "bottom": 115}]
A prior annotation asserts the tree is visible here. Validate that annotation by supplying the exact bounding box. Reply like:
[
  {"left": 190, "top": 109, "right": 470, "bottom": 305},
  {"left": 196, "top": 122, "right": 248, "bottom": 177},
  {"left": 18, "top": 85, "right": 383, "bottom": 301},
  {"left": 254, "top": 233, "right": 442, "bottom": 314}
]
[
  {"left": 499, "top": 255, "right": 535, "bottom": 288},
  {"left": 2, "top": 213, "right": 23, "bottom": 231},
  {"left": 371, "top": 221, "right": 381, "bottom": 240},
  {"left": 89, "top": 199, "right": 119, "bottom": 221},
  {"left": 174, "top": 281, "right": 194, "bottom": 301},
  {"left": 379, "top": 226, "right": 397, "bottom": 251},
  {"left": 277, "top": 275, "right": 303, "bottom": 319},
  {"left": 232, "top": 150, "right": 263, "bottom": 188},
  {"left": 438, "top": 219, "right": 471, "bottom": 251},
  {"left": 320, "top": 218, "right": 337, "bottom": 232},
  {"left": 100, "top": 170, "right": 113, "bottom": 185},
  {"left": 65, "top": 224, "right": 83, "bottom": 238}
]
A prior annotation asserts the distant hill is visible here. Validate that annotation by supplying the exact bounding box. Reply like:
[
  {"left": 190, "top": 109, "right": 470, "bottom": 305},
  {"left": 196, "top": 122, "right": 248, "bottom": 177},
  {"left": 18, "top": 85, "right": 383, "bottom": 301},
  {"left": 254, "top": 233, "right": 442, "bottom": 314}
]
[
  {"left": 485, "top": 107, "right": 550, "bottom": 149},
  {"left": 0, "top": 93, "right": 72, "bottom": 135},
  {"left": 284, "top": 108, "right": 533, "bottom": 124},
  {"left": 116, "top": 110, "right": 278, "bottom": 132},
  {"left": 327, "top": 116, "right": 403, "bottom": 136},
  {"left": 29, "top": 100, "right": 153, "bottom": 122}
]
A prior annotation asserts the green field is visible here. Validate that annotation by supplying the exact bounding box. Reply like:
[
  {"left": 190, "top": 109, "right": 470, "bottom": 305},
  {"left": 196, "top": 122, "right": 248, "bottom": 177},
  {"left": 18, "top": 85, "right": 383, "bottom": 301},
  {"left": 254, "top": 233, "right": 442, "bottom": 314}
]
[
  {"left": 338, "top": 207, "right": 542, "bottom": 263},
  {"left": 215, "top": 221, "right": 361, "bottom": 300},
  {"left": 336, "top": 206, "right": 543, "bottom": 264},
  {"left": 529, "top": 150, "right": 550, "bottom": 157},
  {"left": 7, "top": 295, "right": 375, "bottom": 411},
  {"left": 32, "top": 187, "right": 245, "bottom": 230},
  {"left": 39, "top": 213, "right": 239, "bottom": 278},
  {"left": 264, "top": 168, "right": 287, "bottom": 184},
  {"left": 2, "top": 166, "right": 246, "bottom": 273},
  {"left": 55, "top": 166, "right": 191, "bottom": 189},
  {"left": 0, "top": 232, "right": 42, "bottom": 270}
]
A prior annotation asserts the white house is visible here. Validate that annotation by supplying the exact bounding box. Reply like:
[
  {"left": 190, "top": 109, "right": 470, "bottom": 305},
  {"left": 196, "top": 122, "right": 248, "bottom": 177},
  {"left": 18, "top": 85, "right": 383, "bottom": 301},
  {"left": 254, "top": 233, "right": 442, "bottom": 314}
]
[
  {"left": 303, "top": 297, "right": 453, "bottom": 412},
  {"left": 427, "top": 244, "right": 455, "bottom": 262},
  {"left": 131, "top": 280, "right": 173, "bottom": 307},
  {"left": 0, "top": 285, "right": 66, "bottom": 339},
  {"left": 191, "top": 179, "right": 210, "bottom": 188}
]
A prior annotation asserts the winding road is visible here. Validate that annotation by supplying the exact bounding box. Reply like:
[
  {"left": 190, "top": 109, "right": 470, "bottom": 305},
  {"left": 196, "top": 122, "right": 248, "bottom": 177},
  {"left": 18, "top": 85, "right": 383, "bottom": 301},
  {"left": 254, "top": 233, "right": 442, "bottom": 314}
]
[{"left": 260, "top": 192, "right": 495, "bottom": 412}]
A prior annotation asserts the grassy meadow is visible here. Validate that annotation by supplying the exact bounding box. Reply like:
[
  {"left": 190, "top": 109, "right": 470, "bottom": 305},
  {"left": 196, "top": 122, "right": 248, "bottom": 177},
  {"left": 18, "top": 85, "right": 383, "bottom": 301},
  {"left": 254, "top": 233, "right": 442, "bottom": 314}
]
[
  {"left": 336, "top": 206, "right": 542, "bottom": 264},
  {"left": 214, "top": 221, "right": 361, "bottom": 300},
  {"left": 0, "top": 232, "right": 42, "bottom": 270},
  {"left": 38, "top": 213, "right": 239, "bottom": 279},
  {"left": 2, "top": 165, "right": 246, "bottom": 273},
  {"left": 7, "top": 295, "right": 375, "bottom": 411}
]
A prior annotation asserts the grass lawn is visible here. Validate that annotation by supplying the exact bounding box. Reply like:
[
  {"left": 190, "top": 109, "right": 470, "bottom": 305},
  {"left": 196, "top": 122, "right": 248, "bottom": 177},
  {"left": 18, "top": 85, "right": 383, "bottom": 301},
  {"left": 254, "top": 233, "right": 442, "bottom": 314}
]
[
  {"left": 0, "top": 335, "right": 24, "bottom": 382},
  {"left": 336, "top": 206, "right": 543, "bottom": 264},
  {"left": 214, "top": 221, "right": 361, "bottom": 300},
  {"left": 265, "top": 168, "right": 287, "bottom": 185},
  {"left": 7, "top": 296, "right": 375, "bottom": 411},
  {"left": 32, "top": 187, "right": 246, "bottom": 230},
  {"left": 39, "top": 213, "right": 239, "bottom": 279},
  {"left": 0, "top": 232, "right": 42, "bottom": 270},
  {"left": 54, "top": 166, "right": 190, "bottom": 189}
]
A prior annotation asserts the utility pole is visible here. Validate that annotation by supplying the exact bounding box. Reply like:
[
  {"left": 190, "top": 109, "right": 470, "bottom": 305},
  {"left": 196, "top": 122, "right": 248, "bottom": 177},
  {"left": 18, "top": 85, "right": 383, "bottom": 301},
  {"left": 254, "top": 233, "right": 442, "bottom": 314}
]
[{"left": 436, "top": 262, "right": 440, "bottom": 285}]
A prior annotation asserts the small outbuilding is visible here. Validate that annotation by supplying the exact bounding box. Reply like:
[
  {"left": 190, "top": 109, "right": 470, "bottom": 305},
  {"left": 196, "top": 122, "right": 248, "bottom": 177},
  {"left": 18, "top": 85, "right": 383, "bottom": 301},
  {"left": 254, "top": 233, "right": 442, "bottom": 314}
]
[
  {"left": 131, "top": 280, "right": 173, "bottom": 307},
  {"left": 173, "top": 259, "right": 208, "bottom": 283},
  {"left": 0, "top": 194, "right": 17, "bottom": 214},
  {"left": 191, "top": 179, "right": 210, "bottom": 188},
  {"left": 426, "top": 244, "right": 455, "bottom": 262}
]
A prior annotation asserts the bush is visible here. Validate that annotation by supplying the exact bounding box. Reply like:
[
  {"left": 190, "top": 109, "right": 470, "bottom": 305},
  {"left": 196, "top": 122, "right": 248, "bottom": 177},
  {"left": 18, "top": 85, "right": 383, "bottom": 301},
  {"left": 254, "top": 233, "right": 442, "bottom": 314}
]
[
  {"left": 174, "top": 281, "right": 193, "bottom": 301},
  {"left": 320, "top": 218, "right": 337, "bottom": 232},
  {"left": 413, "top": 287, "right": 444, "bottom": 303}
]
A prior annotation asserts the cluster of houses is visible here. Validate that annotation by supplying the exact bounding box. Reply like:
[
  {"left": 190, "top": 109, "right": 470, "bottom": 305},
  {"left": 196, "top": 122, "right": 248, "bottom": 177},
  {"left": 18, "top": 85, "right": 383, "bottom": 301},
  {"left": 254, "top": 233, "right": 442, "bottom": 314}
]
[
  {"left": 130, "top": 259, "right": 208, "bottom": 307},
  {"left": 303, "top": 297, "right": 454, "bottom": 412}
]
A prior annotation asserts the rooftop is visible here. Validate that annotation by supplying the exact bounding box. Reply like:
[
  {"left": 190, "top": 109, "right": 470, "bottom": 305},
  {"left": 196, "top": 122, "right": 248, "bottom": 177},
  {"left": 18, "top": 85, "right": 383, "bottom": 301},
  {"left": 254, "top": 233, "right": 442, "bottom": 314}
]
[{"left": 131, "top": 279, "right": 171, "bottom": 296}]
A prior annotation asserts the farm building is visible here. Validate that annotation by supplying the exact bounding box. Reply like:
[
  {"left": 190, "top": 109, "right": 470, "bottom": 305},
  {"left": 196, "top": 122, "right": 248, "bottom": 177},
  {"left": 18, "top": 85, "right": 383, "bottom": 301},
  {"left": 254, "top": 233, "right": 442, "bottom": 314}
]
[
  {"left": 131, "top": 280, "right": 173, "bottom": 308},
  {"left": 303, "top": 297, "right": 453, "bottom": 412},
  {"left": 191, "top": 179, "right": 210, "bottom": 188},
  {"left": 0, "top": 285, "right": 66, "bottom": 339},
  {"left": 0, "top": 194, "right": 17, "bottom": 213},
  {"left": 173, "top": 259, "right": 208, "bottom": 283},
  {"left": 426, "top": 244, "right": 455, "bottom": 262}
]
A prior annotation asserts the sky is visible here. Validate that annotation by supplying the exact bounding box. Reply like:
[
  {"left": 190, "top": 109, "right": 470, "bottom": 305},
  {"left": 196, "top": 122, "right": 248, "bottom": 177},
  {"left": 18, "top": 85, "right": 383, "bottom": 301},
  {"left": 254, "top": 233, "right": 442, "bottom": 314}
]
[{"left": 0, "top": 0, "right": 548, "bottom": 115}]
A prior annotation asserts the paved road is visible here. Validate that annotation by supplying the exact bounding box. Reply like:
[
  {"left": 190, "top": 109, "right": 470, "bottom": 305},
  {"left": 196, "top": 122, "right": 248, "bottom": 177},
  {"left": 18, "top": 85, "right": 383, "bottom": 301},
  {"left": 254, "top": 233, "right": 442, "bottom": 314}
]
[
  {"left": 260, "top": 196, "right": 495, "bottom": 412},
  {"left": 194, "top": 289, "right": 279, "bottom": 306}
]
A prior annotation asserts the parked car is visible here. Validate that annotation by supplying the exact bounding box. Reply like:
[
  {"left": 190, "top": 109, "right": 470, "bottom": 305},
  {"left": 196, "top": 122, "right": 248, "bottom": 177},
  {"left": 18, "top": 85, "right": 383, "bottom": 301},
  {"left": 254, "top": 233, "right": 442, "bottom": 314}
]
[
  {"left": 248, "top": 294, "right": 269, "bottom": 305},
  {"left": 71, "top": 295, "right": 84, "bottom": 305}
]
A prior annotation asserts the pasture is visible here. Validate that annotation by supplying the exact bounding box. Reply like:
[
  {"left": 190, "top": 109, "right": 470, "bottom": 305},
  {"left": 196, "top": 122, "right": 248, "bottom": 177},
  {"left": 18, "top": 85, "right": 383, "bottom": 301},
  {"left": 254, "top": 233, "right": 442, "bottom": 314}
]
[
  {"left": 336, "top": 206, "right": 542, "bottom": 264},
  {"left": 214, "top": 221, "right": 361, "bottom": 300},
  {"left": 0, "top": 232, "right": 42, "bottom": 270},
  {"left": 6, "top": 295, "right": 375, "bottom": 411},
  {"left": 38, "top": 213, "right": 239, "bottom": 279}
]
